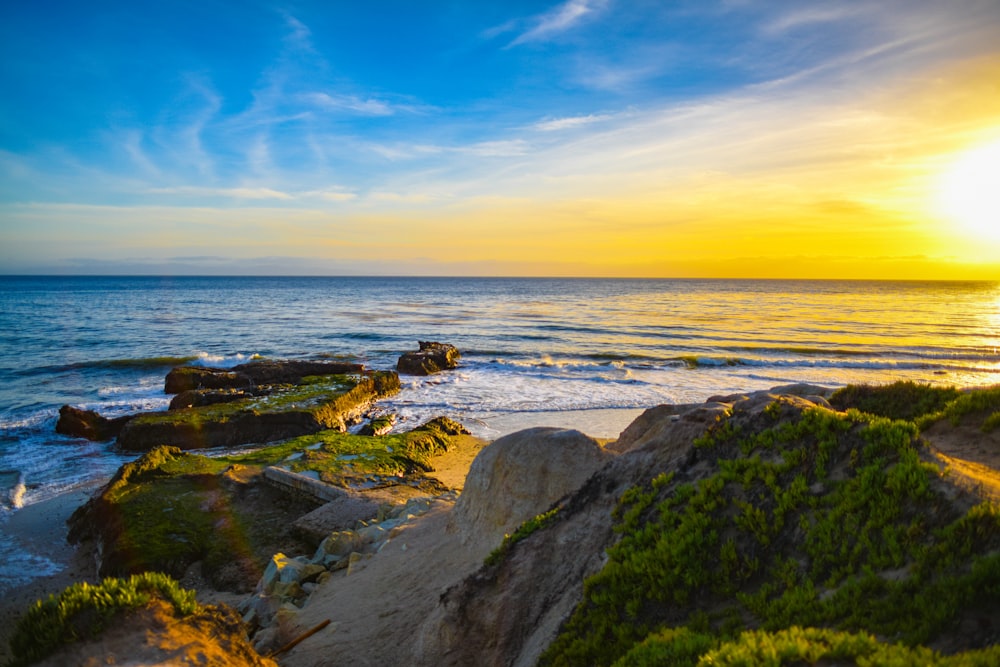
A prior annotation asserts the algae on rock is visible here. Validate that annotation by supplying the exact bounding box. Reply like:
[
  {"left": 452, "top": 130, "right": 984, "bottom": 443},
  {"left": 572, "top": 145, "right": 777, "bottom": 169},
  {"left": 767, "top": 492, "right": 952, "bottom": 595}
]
[
  {"left": 117, "top": 371, "right": 400, "bottom": 451},
  {"left": 67, "top": 418, "right": 475, "bottom": 591}
]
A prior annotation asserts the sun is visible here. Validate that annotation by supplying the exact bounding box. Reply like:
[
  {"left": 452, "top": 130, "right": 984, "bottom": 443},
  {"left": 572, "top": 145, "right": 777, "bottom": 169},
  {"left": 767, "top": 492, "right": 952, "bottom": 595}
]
[{"left": 935, "top": 138, "right": 1000, "bottom": 242}]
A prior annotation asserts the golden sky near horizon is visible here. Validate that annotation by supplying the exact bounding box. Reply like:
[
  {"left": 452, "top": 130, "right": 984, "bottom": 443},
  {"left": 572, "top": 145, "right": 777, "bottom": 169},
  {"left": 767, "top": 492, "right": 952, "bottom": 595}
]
[{"left": 2, "top": 2, "right": 999, "bottom": 278}]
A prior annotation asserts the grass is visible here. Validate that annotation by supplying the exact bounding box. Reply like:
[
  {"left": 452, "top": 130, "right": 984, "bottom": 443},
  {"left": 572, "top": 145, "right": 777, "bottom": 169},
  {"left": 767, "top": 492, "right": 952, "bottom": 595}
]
[
  {"left": 539, "top": 401, "right": 1000, "bottom": 667},
  {"left": 6, "top": 572, "right": 198, "bottom": 667}
]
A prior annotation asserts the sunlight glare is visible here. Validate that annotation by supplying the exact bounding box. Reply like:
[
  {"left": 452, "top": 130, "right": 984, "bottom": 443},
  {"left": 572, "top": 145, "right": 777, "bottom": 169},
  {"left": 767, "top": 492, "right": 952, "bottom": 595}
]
[{"left": 935, "top": 138, "right": 1000, "bottom": 242}]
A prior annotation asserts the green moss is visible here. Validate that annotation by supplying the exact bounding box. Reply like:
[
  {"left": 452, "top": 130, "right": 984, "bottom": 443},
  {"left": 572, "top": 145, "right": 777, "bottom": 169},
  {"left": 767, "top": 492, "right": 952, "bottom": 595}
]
[
  {"left": 130, "top": 374, "right": 361, "bottom": 429},
  {"left": 76, "top": 421, "right": 471, "bottom": 581},
  {"left": 539, "top": 402, "right": 1000, "bottom": 667},
  {"left": 484, "top": 507, "right": 561, "bottom": 567},
  {"left": 6, "top": 572, "right": 198, "bottom": 667},
  {"left": 829, "top": 381, "right": 961, "bottom": 422}
]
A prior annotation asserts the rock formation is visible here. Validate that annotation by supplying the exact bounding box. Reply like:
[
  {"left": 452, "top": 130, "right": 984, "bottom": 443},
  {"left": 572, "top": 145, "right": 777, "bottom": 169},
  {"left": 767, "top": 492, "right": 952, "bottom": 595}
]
[
  {"left": 396, "top": 341, "right": 460, "bottom": 375},
  {"left": 55, "top": 405, "right": 133, "bottom": 441},
  {"left": 450, "top": 427, "right": 614, "bottom": 548},
  {"left": 117, "top": 370, "right": 400, "bottom": 451}
]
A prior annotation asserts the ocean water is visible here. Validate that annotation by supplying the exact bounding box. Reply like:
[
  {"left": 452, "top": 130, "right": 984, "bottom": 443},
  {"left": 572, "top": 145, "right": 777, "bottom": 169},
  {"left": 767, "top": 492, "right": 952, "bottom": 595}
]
[{"left": 1, "top": 276, "right": 999, "bottom": 588}]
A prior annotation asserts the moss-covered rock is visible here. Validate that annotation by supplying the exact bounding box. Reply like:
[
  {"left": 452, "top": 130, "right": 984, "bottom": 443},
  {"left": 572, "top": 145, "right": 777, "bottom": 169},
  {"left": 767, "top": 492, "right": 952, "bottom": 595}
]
[
  {"left": 117, "top": 372, "right": 400, "bottom": 451},
  {"left": 67, "top": 419, "right": 474, "bottom": 589}
]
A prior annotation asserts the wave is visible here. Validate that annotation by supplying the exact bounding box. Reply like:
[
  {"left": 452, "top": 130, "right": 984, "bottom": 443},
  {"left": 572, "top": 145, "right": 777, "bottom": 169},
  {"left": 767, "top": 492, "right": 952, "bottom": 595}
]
[
  {"left": 461, "top": 351, "right": 1000, "bottom": 381},
  {"left": 0, "top": 470, "right": 25, "bottom": 510},
  {"left": 19, "top": 355, "right": 201, "bottom": 376},
  {"left": 672, "top": 355, "right": 999, "bottom": 373},
  {"left": 189, "top": 351, "right": 263, "bottom": 368}
]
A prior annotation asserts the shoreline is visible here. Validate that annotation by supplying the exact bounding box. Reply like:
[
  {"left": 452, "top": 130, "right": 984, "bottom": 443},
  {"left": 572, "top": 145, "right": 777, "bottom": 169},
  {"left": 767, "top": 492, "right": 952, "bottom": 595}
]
[
  {"left": 0, "top": 406, "right": 643, "bottom": 659},
  {"left": 0, "top": 486, "right": 101, "bottom": 663}
]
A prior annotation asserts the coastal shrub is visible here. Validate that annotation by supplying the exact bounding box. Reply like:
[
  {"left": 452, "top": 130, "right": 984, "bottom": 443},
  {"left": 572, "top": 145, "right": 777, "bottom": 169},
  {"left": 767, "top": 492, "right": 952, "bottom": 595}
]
[
  {"left": 613, "top": 627, "right": 1000, "bottom": 667},
  {"left": 484, "top": 506, "right": 561, "bottom": 567},
  {"left": 539, "top": 401, "right": 1000, "bottom": 667},
  {"left": 829, "top": 381, "right": 961, "bottom": 422},
  {"left": 916, "top": 385, "right": 1000, "bottom": 432},
  {"left": 6, "top": 572, "right": 198, "bottom": 667}
]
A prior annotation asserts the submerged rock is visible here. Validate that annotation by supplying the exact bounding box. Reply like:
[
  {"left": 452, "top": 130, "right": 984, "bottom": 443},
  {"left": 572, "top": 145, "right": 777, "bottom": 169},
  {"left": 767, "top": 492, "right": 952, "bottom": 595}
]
[{"left": 396, "top": 341, "right": 460, "bottom": 375}]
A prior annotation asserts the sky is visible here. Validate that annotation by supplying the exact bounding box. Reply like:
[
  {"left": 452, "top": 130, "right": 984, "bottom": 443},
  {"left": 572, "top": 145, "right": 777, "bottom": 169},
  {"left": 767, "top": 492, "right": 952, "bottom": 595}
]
[{"left": 1, "top": 0, "right": 999, "bottom": 278}]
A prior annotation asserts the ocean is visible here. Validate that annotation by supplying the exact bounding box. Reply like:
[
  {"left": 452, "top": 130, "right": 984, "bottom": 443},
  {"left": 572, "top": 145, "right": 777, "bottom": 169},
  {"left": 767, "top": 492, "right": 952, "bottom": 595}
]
[{"left": 1, "top": 276, "right": 999, "bottom": 589}]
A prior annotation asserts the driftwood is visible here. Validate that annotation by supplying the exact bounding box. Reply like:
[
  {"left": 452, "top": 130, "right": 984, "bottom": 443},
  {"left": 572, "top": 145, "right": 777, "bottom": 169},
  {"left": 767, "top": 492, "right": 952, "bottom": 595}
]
[{"left": 268, "top": 619, "right": 332, "bottom": 658}]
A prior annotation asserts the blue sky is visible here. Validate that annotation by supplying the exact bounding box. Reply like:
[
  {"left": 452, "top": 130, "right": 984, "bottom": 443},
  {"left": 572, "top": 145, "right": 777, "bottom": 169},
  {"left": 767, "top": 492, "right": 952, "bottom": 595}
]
[{"left": 2, "top": 1, "right": 999, "bottom": 276}]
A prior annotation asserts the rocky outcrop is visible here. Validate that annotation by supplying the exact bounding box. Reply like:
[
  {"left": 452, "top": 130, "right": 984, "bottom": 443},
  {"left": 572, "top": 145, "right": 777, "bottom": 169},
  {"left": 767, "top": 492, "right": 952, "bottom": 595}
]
[
  {"left": 417, "top": 389, "right": 1000, "bottom": 667},
  {"left": 164, "top": 367, "right": 253, "bottom": 393},
  {"left": 420, "top": 410, "right": 719, "bottom": 666},
  {"left": 233, "top": 360, "right": 366, "bottom": 386},
  {"left": 169, "top": 388, "right": 256, "bottom": 410},
  {"left": 164, "top": 360, "right": 365, "bottom": 394},
  {"left": 117, "top": 371, "right": 400, "bottom": 451},
  {"left": 396, "top": 342, "right": 460, "bottom": 375},
  {"left": 450, "top": 427, "right": 614, "bottom": 548},
  {"left": 55, "top": 405, "right": 134, "bottom": 442}
]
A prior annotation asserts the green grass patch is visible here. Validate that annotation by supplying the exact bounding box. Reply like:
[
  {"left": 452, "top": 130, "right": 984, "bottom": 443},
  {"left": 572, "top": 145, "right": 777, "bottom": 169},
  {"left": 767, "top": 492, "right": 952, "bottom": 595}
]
[
  {"left": 6, "top": 572, "right": 198, "bottom": 667},
  {"left": 539, "top": 402, "right": 1000, "bottom": 667}
]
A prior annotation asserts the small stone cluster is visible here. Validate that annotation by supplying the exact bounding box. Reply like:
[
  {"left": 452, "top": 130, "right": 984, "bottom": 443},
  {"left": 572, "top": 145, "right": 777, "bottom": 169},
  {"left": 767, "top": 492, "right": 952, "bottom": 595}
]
[{"left": 240, "top": 491, "right": 458, "bottom": 650}]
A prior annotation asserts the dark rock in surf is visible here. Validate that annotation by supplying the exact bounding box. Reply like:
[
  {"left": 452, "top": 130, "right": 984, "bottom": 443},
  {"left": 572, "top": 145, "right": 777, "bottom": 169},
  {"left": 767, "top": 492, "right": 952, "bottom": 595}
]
[
  {"left": 164, "top": 360, "right": 365, "bottom": 394},
  {"left": 397, "top": 342, "right": 460, "bottom": 376},
  {"left": 164, "top": 367, "right": 253, "bottom": 394},
  {"left": 232, "top": 360, "right": 365, "bottom": 385},
  {"left": 168, "top": 388, "right": 257, "bottom": 410},
  {"left": 56, "top": 405, "right": 133, "bottom": 442}
]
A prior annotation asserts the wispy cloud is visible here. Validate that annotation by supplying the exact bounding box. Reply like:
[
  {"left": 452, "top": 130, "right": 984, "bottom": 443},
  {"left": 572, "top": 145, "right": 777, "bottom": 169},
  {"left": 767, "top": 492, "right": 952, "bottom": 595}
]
[
  {"left": 147, "top": 186, "right": 294, "bottom": 200},
  {"left": 506, "top": 0, "right": 607, "bottom": 47},
  {"left": 303, "top": 92, "right": 395, "bottom": 116},
  {"left": 301, "top": 188, "right": 358, "bottom": 202},
  {"left": 460, "top": 139, "right": 532, "bottom": 157},
  {"left": 762, "top": 5, "right": 869, "bottom": 36},
  {"left": 532, "top": 113, "right": 614, "bottom": 131}
]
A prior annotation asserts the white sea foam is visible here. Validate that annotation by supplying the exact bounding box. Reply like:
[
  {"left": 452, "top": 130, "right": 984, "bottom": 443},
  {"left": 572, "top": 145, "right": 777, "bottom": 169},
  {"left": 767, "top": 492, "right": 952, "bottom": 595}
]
[
  {"left": 191, "top": 351, "right": 262, "bottom": 368},
  {"left": 9, "top": 473, "right": 25, "bottom": 510}
]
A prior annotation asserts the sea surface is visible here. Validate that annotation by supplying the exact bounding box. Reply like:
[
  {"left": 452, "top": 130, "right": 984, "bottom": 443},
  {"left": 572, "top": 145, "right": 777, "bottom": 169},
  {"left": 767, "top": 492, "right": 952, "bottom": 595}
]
[{"left": 1, "top": 276, "right": 999, "bottom": 589}]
